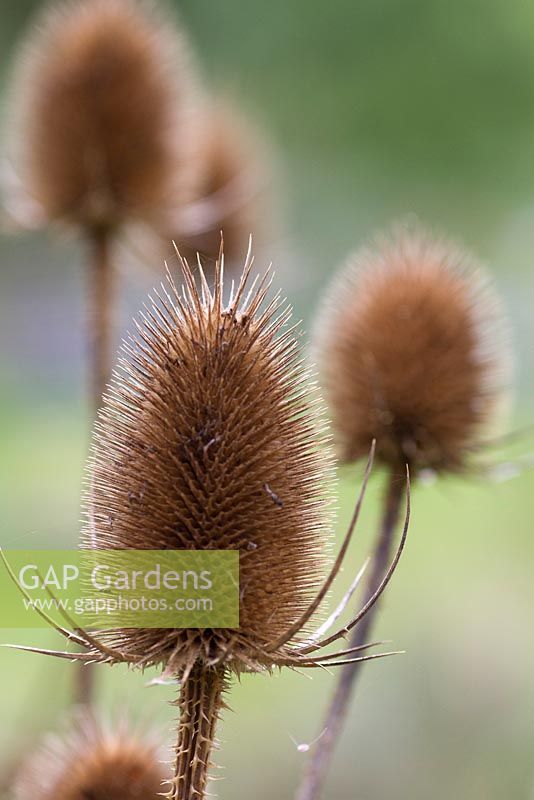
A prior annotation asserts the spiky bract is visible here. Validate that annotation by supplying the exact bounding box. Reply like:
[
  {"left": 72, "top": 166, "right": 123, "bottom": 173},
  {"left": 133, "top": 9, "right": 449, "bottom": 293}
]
[
  {"left": 314, "top": 227, "right": 510, "bottom": 473},
  {"left": 10, "top": 0, "right": 199, "bottom": 231}
]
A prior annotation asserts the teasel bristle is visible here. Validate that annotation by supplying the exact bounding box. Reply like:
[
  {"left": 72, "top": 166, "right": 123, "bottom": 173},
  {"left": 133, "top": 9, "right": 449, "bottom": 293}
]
[
  {"left": 6, "top": 249, "right": 410, "bottom": 800},
  {"left": 296, "top": 226, "right": 511, "bottom": 800},
  {"left": 13, "top": 712, "right": 166, "bottom": 800},
  {"left": 314, "top": 225, "right": 510, "bottom": 474},
  {"left": 172, "top": 99, "right": 270, "bottom": 270}
]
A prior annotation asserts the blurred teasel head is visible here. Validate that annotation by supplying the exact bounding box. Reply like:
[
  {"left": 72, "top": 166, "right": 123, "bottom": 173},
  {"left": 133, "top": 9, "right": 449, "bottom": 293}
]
[
  {"left": 13, "top": 712, "right": 166, "bottom": 800},
  {"left": 13, "top": 250, "right": 408, "bottom": 798},
  {"left": 172, "top": 98, "right": 271, "bottom": 272},
  {"left": 314, "top": 226, "right": 510, "bottom": 475},
  {"left": 8, "top": 0, "right": 200, "bottom": 234}
]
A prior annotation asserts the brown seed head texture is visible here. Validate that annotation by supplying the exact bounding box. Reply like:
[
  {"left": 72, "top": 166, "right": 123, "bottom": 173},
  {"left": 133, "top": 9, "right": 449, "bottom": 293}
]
[
  {"left": 175, "top": 100, "right": 269, "bottom": 269},
  {"left": 314, "top": 228, "right": 510, "bottom": 473},
  {"left": 84, "top": 254, "right": 335, "bottom": 674},
  {"left": 10, "top": 0, "right": 199, "bottom": 231},
  {"left": 14, "top": 713, "right": 165, "bottom": 800}
]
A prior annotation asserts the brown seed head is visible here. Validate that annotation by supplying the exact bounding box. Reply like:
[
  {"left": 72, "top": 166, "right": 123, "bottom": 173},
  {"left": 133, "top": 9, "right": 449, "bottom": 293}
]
[
  {"left": 84, "top": 253, "right": 334, "bottom": 673},
  {"left": 173, "top": 99, "right": 270, "bottom": 270},
  {"left": 14, "top": 713, "right": 166, "bottom": 800},
  {"left": 10, "top": 0, "right": 199, "bottom": 231},
  {"left": 314, "top": 227, "right": 510, "bottom": 473}
]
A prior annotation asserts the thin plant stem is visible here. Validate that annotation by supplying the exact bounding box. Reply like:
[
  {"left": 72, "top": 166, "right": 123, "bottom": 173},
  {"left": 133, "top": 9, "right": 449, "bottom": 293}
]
[
  {"left": 87, "top": 228, "right": 114, "bottom": 412},
  {"left": 74, "top": 227, "right": 114, "bottom": 707},
  {"left": 296, "top": 469, "right": 405, "bottom": 800}
]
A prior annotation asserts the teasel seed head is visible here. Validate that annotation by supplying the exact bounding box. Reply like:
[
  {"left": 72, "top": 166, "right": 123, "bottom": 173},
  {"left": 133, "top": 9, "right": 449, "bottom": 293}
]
[
  {"left": 314, "top": 226, "right": 511, "bottom": 474},
  {"left": 13, "top": 712, "right": 166, "bottom": 800},
  {"left": 9, "top": 0, "right": 200, "bottom": 234},
  {"left": 85, "top": 249, "right": 335, "bottom": 673},
  {"left": 172, "top": 98, "right": 271, "bottom": 270}
]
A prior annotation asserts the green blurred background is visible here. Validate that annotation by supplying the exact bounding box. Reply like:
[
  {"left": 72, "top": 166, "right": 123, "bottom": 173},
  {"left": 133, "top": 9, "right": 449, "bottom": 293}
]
[{"left": 0, "top": 1, "right": 533, "bottom": 798}]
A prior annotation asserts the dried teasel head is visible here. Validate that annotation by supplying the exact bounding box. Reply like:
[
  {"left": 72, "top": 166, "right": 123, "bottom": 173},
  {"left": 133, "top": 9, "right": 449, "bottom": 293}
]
[
  {"left": 6, "top": 250, "right": 409, "bottom": 799},
  {"left": 8, "top": 0, "right": 200, "bottom": 234},
  {"left": 13, "top": 712, "right": 166, "bottom": 800},
  {"left": 85, "top": 248, "right": 337, "bottom": 672},
  {"left": 314, "top": 226, "right": 511, "bottom": 474},
  {"left": 172, "top": 99, "right": 271, "bottom": 270}
]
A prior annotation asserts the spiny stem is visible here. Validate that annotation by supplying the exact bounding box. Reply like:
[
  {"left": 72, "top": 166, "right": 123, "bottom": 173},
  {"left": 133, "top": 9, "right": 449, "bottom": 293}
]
[
  {"left": 74, "top": 227, "right": 115, "bottom": 707},
  {"left": 295, "top": 470, "right": 405, "bottom": 800},
  {"left": 171, "top": 663, "right": 227, "bottom": 800}
]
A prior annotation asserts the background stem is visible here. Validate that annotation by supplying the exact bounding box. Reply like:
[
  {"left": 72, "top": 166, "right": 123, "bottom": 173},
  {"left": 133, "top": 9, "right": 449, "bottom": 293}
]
[
  {"left": 87, "top": 228, "right": 114, "bottom": 413},
  {"left": 74, "top": 228, "right": 114, "bottom": 707},
  {"left": 296, "top": 470, "right": 405, "bottom": 800}
]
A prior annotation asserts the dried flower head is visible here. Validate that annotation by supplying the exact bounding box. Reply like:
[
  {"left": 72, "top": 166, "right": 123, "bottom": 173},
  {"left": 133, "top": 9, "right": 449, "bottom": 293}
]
[
  {"left": 173, "top": 99, "right": 269, "bottom": 269},
  {"left": 13, "top": 713, "right": 166, "bottom": 800},
  {"left": 6, "top": 251, "right": 409, "bottom": 799},
  {"left": 86, "top": 250, "right": 336, "bottom": 670},
  {"left": 10, "top": 0, "right": 199, "bottom": 232},
  {"left": 314, "top": 227, "right": 510, "bottom": 473}
]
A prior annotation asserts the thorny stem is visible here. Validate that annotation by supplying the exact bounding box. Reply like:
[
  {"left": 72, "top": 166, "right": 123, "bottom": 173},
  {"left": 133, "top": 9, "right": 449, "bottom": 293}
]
[
  {"left": 75, "top": 227, "right": 114, "bottom": 707},
  {"left": 171, "top": 663, "right": 227, "bottom": 800},
  {"left": 296, "top": 470, "right": 405, "bottom": 800}
]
